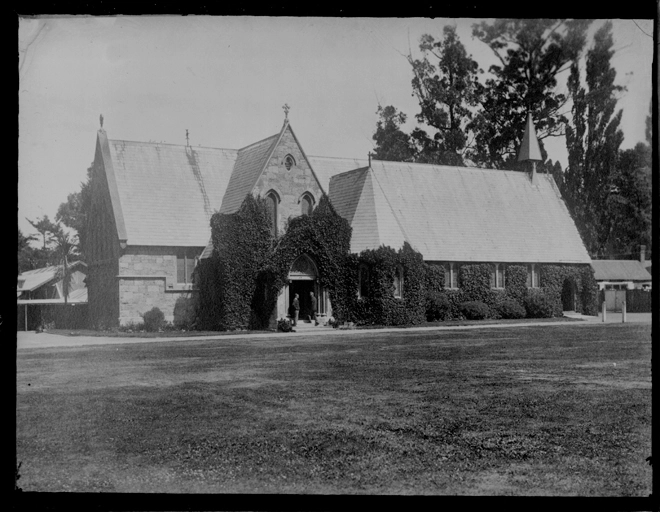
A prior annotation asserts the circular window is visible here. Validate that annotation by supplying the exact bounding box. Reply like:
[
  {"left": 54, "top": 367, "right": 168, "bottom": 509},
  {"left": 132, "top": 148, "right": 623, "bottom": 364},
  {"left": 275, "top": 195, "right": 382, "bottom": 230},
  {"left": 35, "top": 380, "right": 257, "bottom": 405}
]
[{"left": 284, "top": 155, "right": 295, "bottom": 171}]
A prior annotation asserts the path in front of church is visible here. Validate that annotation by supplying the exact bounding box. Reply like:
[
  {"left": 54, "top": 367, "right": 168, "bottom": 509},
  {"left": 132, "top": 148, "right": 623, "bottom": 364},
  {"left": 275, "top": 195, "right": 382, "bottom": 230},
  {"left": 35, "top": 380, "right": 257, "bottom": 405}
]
[{"left": 16, "top": 313, "right": 651, "bottom": 350}]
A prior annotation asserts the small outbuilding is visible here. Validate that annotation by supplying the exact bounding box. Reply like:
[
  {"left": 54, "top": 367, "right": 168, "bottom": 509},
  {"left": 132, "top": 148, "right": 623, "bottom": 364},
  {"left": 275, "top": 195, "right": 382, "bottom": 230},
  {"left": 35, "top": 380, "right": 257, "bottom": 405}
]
[{"left": 17, "top": 261, "right": 88, "bottom": 330}]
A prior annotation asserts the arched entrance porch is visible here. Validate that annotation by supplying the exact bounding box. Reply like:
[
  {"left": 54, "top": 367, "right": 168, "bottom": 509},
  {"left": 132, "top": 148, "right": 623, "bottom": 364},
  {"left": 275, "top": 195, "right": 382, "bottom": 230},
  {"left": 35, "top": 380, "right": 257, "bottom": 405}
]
[{"left": 277, "top": 254, "right": 332, "bottom": 323}]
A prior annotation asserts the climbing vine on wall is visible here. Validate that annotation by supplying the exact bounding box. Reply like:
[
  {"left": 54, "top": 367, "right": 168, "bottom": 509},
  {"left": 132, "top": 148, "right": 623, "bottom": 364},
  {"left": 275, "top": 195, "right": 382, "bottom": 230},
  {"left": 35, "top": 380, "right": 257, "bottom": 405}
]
[
  {"left": 202, "top": 195, "right": 275, "bottom": 330},
  {"left": 353, "top": 242, "right": 426, "bottom": 326}
]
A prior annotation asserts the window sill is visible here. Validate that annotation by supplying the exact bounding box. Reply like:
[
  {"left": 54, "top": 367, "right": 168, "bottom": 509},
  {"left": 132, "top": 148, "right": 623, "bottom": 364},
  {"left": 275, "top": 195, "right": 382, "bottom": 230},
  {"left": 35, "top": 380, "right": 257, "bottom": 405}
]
[{"left": 166, "top": 283, "right": 194, "bottom": 292}]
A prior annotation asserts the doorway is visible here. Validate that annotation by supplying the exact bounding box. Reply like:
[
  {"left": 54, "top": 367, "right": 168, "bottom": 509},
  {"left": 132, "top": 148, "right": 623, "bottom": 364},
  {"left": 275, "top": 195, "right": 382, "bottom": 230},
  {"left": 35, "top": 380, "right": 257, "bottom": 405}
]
[
  {"left": 289, "top": 280, "right": 315, "bottom": 321},
  {"left": 561, "top": 279, "right": 576, "bottom": 311}
]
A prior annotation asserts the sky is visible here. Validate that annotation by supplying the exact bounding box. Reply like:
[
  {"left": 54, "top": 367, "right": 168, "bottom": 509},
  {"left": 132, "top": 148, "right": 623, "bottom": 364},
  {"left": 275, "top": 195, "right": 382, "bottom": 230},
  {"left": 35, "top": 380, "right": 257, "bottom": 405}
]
[{"left": 18, "top": 16, "right": 654, "bottom": 242}]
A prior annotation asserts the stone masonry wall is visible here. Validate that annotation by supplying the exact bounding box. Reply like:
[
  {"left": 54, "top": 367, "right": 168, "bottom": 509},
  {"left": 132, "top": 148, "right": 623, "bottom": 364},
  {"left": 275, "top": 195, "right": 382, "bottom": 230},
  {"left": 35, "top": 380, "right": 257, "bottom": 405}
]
[
  {"left": 253, "top": 126, "right": 324, "bottom": 234},
  {"left": 117, "top": 246, "right": 201, "bottom": 326}
]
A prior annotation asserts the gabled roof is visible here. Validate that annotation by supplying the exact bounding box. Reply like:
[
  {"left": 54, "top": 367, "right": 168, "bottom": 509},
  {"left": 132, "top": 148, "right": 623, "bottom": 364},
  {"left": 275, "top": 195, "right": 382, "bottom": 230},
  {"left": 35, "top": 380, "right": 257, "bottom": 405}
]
[
  {"left": 591, "top": 260, "right": 653, "bottom": 281},
  {"left": 218, "top": 133, "right": 279, "bottom": 214},
  {"left": 330, "top": 160, "right": 592, "bottom": 263},
  {"left": 100, "top": 132, "right": 237, "bottom": 247},
  {"left": 17, "top": 262, "right": 87, "bottom": 293},
  {"left": 218, "top": 121, "right": 330, "bottom": 214}
]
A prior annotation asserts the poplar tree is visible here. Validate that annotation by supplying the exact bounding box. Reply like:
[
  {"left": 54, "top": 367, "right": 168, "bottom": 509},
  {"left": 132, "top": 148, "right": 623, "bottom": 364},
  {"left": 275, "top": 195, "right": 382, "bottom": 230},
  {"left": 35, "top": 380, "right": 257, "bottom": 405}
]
[{"left": 562, "top": 21, "right": 624, "bottom": 258}]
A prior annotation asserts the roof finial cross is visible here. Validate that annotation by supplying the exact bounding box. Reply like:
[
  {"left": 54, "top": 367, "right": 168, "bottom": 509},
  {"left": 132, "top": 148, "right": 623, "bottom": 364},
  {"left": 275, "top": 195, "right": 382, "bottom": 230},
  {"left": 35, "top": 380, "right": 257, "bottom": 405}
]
[{"left": 283, "top": 103, "right": 290, "bottom": 120}]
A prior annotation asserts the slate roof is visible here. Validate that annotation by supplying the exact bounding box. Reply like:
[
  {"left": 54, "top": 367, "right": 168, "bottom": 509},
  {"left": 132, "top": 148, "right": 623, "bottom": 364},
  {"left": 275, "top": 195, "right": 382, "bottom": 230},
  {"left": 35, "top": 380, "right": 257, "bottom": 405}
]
[
  {"left": 329, "top": 161, "right": 592, "bottom": 263},
  {"left": 103, "top": 137, "right": 237, "bottom": 247},
  {"left": 590, "top": 260, "right": 653, "bottom": 281},
  {"left": 99, "top": 127, "right": 590, "bottom": 265},
  {"left": 306, "top": 155, "right": 368, "bottom": 194},
  {"left": 218, "top": 134, "right": 279, "bottom": 214}
]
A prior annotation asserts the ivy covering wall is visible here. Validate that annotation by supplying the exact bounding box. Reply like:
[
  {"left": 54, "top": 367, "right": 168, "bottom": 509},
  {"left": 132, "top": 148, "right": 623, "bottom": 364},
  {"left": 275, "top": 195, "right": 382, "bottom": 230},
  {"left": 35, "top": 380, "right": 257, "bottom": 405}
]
[
  {"left": 353, "top": 243, "right": 426, "bottom": 326},
  {"left": 193, "top": 193, "right": 598, "bottom": 330},
  {"left": 195, "top": 194, "right": 356, "bottom": 330}
]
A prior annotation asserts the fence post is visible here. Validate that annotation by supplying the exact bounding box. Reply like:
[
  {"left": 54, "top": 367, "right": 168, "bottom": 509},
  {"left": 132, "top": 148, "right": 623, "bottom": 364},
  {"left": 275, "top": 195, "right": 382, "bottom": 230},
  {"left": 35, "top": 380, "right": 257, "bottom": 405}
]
[
  {"left": 602, "top": 301, "right": 606, "bottom": 322},
  {"left": 622, "top": 300, "right": 626, "bottom": 323}
]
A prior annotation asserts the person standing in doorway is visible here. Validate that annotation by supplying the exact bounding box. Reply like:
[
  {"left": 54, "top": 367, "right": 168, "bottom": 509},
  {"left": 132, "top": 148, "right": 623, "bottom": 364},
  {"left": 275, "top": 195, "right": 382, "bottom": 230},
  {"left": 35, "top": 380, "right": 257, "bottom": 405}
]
[
  {"left": 292, "top": 293, "right": 300, "bottom": 326},
  {"left": 310, "top": 291, "right": 319, "bottom": 326}
]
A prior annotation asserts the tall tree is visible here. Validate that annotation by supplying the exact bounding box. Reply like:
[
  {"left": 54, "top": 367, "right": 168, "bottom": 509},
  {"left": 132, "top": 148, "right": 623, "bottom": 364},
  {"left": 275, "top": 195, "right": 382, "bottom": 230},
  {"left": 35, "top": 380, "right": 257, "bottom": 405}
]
[
  {"left": 562, "top": 21, "right": 625, "bottom": 258},
  {"left": 606, "top": 143, "right": 652, "bottom": 259},
  {"left": 27, "top": 215, "right": 58, "bottom": 250},
  {"left": 471, "top": 19, "right": 591, "bottom": 169},
  {"left": 372, "top": 105, "right": 416, "bottom": 162},
  {"left": 56, "top": 164, "right": 92, "bottom": 261},
  {"left": 407, "top": 26, "right": 484, "bottom": 165},
  {"left": 18, "top": 228, "right": 37, "bottom": 275}
]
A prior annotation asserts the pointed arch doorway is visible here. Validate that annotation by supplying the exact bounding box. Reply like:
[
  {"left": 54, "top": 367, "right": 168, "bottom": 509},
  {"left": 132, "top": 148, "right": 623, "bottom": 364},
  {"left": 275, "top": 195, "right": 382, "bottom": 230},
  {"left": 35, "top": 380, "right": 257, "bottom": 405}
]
[{"left": 280, "top": 253, "right": 331, "bottom": 322}]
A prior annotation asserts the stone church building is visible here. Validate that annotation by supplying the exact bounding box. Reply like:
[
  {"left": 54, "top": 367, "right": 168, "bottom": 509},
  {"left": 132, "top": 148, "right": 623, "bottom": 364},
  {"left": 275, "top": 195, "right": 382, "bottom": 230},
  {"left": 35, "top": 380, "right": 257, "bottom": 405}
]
[{"left": 87, "top": 115, "right": 591, "bottom": 328}]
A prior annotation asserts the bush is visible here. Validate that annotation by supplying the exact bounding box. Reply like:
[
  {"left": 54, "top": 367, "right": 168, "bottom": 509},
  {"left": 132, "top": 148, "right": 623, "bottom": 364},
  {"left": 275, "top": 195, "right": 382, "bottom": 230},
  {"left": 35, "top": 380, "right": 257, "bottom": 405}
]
[
  {"left": 524, "top": 290, "right": 556, "bottom": 318},
  {"left": 426, "top": 291, "right": 451, "bottom": 321},
  {"left": 142, "top": 307, "right": 165, "bottom": 332},
  {"left": 459, "top": 301, "right": 490, "bottom": 320},
  {"left": 277, "top": 318, "right": 293, "bottom": 332},
  {"left": 498, "top": 296, "right": 526, "bottom": 319}
]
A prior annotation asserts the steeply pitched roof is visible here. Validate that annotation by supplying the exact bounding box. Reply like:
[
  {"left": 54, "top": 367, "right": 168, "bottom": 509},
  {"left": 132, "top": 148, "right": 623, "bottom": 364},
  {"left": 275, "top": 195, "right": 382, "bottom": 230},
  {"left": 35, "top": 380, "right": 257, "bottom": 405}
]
[
  {"left": 518, "top": 113, "right": 542, "bottom": 161},
  {"left": 330, "top": 161, "right": 591, "bottom": 263},
  {"left": 591, "top": 260, "right": 653, "bottom": 281},
  {"left": 218, "top": 133, "right": 279, "bottom": 214},
  {"left": 102, "top": 135, "right": 237, "bottom": 246},
  {"left": 307, "top": 155, "right": 368, "bottom": 194},
  {"left": 329, "top": 167, "right": 406, "bottom": 253}
]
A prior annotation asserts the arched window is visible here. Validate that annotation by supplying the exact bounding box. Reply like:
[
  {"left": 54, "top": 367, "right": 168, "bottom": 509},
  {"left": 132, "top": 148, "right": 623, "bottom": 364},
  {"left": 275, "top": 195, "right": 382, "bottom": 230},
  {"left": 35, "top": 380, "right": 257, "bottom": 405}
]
[
  {"left": 393, "top": 266, "right": 403, "bottom": 298},
  {"left": 284, "top": 154, "right": 295, "bottom": 171},
  {"left": 300, "top": 193, "right": 314, "bottom": 216},
  {"left": 266, "top": 191, "right": 279, "bottom": 236}
]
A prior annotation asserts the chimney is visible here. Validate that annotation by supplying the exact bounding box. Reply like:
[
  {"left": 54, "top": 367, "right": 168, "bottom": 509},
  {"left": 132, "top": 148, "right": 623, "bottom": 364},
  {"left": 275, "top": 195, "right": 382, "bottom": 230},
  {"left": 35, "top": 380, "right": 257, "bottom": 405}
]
[
  {"left": 517, "top": 113, "right": 542, "bottom": 185},
  {"left": 640, "top": 245, "right": 646, "bottom": 264}
]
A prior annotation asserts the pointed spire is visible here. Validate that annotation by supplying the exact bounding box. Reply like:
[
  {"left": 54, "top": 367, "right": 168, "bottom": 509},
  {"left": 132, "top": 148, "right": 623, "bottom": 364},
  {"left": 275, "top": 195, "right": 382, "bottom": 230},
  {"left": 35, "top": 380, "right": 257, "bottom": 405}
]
[{"left": 517, "top": 113, "right": 542, "bottom": 162}]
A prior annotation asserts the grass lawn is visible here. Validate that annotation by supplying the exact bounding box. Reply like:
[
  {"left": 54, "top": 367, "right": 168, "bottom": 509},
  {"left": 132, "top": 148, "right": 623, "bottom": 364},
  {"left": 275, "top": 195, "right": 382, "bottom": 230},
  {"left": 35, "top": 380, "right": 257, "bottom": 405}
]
[
  {"left": 16, "top": 323, "right": 652, "bottom": 495},
  {"left": 45, "top": 315, "right": 581, "bottom": 338}
]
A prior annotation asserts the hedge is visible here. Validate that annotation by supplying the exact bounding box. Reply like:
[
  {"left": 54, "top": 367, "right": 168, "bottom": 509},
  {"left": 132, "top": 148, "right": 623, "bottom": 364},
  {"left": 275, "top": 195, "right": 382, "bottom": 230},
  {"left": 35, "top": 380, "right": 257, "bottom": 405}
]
[{"left": 625, "top": 289, "right": 652, "bottom": 313}]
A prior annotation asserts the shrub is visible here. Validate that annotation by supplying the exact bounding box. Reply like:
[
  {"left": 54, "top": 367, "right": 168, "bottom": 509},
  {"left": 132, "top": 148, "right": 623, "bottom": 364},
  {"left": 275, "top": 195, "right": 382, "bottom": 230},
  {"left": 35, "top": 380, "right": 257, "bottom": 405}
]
[
  {"left": 524, "top": 290, "right": 556, "bottom": 318},
  {"left": 426, "top": 291, "right": 451, "bottom": 321},
  {"left": 277, "top": 318, "right": 293, "bottom": 332},
  {"left": 142, "top": 307, "right": 165, "bottom": 332},
  {"left": 459, "top": 301, "right": 490, "bottom": 320},
  {"left": 498, "top": 296, "right": 526, "bottom": 319}
]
